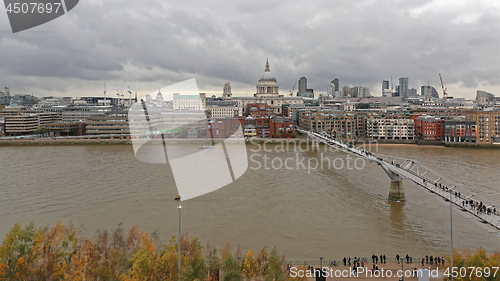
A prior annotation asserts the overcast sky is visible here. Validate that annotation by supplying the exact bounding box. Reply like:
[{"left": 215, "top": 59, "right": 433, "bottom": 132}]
[{"left": 1, "top": 0, "right": 499, "bottom": 100}]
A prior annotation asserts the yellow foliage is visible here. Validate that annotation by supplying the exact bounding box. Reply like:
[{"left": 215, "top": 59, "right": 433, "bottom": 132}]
[
  {"left": 0, "top": 262, "right": 7, "bottom": 281},
  {"left": 220, "top": 241, "right": 232, "bottom": 262},
  {"left": 141, "top": 231, "right": 156, "bottom": 255},
  {"left": 444, "top": 248, "right": 500, "bottom": 281},
  {"left": 0, "top": 222, "right": 295, "bottom": 280},
  {"left": 15, "top": 257, "right": 30, "bottom": 280},
  {"left": 243, "top": 250, "right": 257, "bottom": 278}
]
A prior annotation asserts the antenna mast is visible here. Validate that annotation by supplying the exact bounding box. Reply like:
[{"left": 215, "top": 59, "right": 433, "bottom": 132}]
[{"left": 104, "top": 71, "right": 107, "bottom": 103}]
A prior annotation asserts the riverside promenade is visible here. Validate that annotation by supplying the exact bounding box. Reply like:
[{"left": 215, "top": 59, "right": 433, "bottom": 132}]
[{"left": 302, "top": 263, "right": 442, "bottom": 280}]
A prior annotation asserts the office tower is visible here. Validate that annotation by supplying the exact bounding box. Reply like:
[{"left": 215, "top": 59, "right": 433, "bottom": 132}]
[
  {"left": 332, "top": 78, "right": 339, "bottom": 92},
  {"left": 399, "top": 77, "right": 409, "bottom": 98},
  {"left": 298, "top": 77, "right": 307, "bottom": 93},
  {"left": 382, "top": 80, "right": 389, "bottom": 91}
]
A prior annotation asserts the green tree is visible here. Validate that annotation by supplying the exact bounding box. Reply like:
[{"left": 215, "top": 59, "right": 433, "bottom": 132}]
[
  {"left": 181, "top": 236, "right": 206, "bottom": 281},
  {"left": 34, "top": 126, "right": 48, "bottom": 135},
  {"left": 264, "top": 247, "right": 285, "bottom": 281},
  {"left": 221, "top": 254, "right": 242, "bottom": 281},
  {"left": 291, "top": 131, "right": 298, "bottom": 138},
  {"left": 206, "top": 246, "right": 220, "bottom": 281},
  {"left": 0, "top": 222, "right": 37, "bottom": 279}
]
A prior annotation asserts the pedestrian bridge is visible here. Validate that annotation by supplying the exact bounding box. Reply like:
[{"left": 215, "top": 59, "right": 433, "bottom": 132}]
[{"left": 299, "top": 130, "right": 500, "bottom": 238}]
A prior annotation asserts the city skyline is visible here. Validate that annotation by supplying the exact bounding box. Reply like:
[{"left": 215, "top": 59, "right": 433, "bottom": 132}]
[{"left": 0, "top": 0, "right": 499, "bottom": 99}]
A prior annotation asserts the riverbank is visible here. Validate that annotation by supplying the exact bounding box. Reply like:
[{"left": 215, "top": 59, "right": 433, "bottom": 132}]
[
  {"left": 0, "top": 138, "right": 133, "bottom": 145},
  {"left": 1, "top": 136, "right": 500, "bottom": 149}
]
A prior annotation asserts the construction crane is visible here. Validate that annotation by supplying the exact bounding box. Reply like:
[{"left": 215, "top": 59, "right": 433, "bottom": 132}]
[
  {"left": 127, "top": 73, "right": 135, "bottom": 106},
  {"left": 116, "top": 79, "right": 126, "bottom": 106},
  {"left": 290, "top": 81, "right": 297, "bottom": 96},
  {"left": 439, "top": 74, "right": 447, "bottom": 100}
]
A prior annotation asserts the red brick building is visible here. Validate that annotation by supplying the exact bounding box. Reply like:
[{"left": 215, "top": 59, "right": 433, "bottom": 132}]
[
  {"left": 414, "top": 116, "right": 443, "bottom": 140},
  {"left": 270, "top": 116, "right": 294, "bottom": 138},
  {"left": 207, "top": 116, "right": 294, "bottom": 139},
  {"left": 245, "top": 103, "right": 274, "bottom": 118},
  {"left": 206, "top": 117, "right": 245, "bottom": 138}
]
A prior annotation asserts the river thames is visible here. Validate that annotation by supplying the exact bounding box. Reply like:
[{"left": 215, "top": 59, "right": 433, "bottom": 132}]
[{"left": 1, "top": 143, "right": 499, "bottom": 259}]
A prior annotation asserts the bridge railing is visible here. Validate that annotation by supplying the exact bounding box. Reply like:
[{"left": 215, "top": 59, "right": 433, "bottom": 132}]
[
  {"left": 303, "top": 130, "right": 499, "bottom": 214},
  {"left": 301, "top": 130, "right": 500, "bottom": 234}
]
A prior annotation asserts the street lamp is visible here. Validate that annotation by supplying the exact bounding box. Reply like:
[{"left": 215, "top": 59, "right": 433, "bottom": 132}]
[
  {"left": 400, "top": 257, "right": 404, "bottom": 281},
  {"left": 449, "top": 186, "right": 456, "bottom": 281},
  {"left": 178, "top": 205, "right": 182, "bottom": 281},
  {"left": 319, "top": 256, "right": 323, "bottom": 278}
]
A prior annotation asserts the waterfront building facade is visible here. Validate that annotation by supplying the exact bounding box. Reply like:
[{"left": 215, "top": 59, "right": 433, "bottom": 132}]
[
  {"left": 466, "top": 110, "right": 500, "bottom": 144},
  {"left": 414, "top": 115, "right": 443, "bottom": 141},
  {"left": 299, "top": 111, "right": 367, "bottom": 139},
  {"left": 86, "top": 111, "right": 129, "bottom": 135},
  {"left": 4, "top": 112, "right": 62, "bottom": 135},
  {"left": 366, "top": 115, "right": 414, "bottom": 140},
  {"left": 443, "top": 119, "right": 477, "bottom": 143}
]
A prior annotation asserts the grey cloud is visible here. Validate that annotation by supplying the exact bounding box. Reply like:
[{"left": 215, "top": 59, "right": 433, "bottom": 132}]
[{"left": 0, "top": 0, "right": 499, "bottom": 98}]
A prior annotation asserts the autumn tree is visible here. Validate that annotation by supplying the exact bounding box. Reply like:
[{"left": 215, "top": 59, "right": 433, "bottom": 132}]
[
  {"left": 0, "top": 222, "right": 297, "bottom": 281},
  {"left": 242, "top": 250, "right": 257, "bottom": 278},
  {"left": 444, "top": 248, "right": 500, "bottom": 281},
  {"left": 0, "top": 222, "right": 37, "bottom": 279},
  {"left": 264, "top": 247, "right": 285, "bottom": 281},
  {"left": 206, "top": 246, "right": 220, "bottom": 281}
]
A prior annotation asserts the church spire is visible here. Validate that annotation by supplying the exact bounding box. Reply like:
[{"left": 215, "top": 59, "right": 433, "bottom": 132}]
[{"left": 265, "top": 58, "right": 270, "bottom": 72}]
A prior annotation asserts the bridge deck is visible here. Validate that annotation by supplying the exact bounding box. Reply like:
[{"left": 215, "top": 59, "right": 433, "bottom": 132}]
[{"left": 302, "top": 130, "right": 500, "bottom": 235}]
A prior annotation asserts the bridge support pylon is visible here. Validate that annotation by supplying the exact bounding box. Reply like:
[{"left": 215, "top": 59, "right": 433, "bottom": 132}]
[
  {"left": 381, "top": 164, "right": 406, "bottom": 202},
  {"left": 311, "top": 140, "right": 319, "bottom": 151},
  {"left": 389, "top": 180, "right": 405, "bottom": 202}
]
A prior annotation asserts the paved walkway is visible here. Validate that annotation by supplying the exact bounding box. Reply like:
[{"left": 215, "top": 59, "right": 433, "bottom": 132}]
[{"left": 302, "top": 263, "right": 443, "bottom": 280}]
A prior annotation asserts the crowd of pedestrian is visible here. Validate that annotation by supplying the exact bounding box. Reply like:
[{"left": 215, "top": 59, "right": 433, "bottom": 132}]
[
  {"left": 370, "top": 254, "right": 387, "bottom": 264},
  {"left": 420, "top": 255, "right": 445, "bottom": 267},
  {"left": 461, "top": 198, "right": 497, "bottom": 215},
  {"left": 431, "top": 183, "right": 498, "bottom": 216}
]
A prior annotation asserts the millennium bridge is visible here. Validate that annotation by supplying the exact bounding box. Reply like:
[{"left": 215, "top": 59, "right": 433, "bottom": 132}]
[{"left": 299, "top": 130, "right": 500, "bottom": 238}]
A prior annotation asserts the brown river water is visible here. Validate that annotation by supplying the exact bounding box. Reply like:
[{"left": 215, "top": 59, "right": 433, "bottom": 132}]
[{"left": 1, "top": 143, "right": 499, "bottom": 260}]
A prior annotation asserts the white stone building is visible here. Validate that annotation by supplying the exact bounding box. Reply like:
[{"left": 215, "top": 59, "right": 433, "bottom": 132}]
[
  {"left": 366, "top": 115, "right": 415, "bottom": 140},
  {"left": 173, "top": 93, "right": 206, "bottom": 111}
]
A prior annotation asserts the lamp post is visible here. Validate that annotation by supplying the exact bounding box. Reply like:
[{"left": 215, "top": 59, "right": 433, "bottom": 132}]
[
  {"left": 449, "top": 186, "right": 456, "bottom": 281},
  {"left": 400, "top": 257, "right": 404, "bottom": 281},
  {"left": 178, "top": 205, "right": 181, "bottom": 281},
  {"left": 320, "top": 256, "right": 323, "bottom": 277}
]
